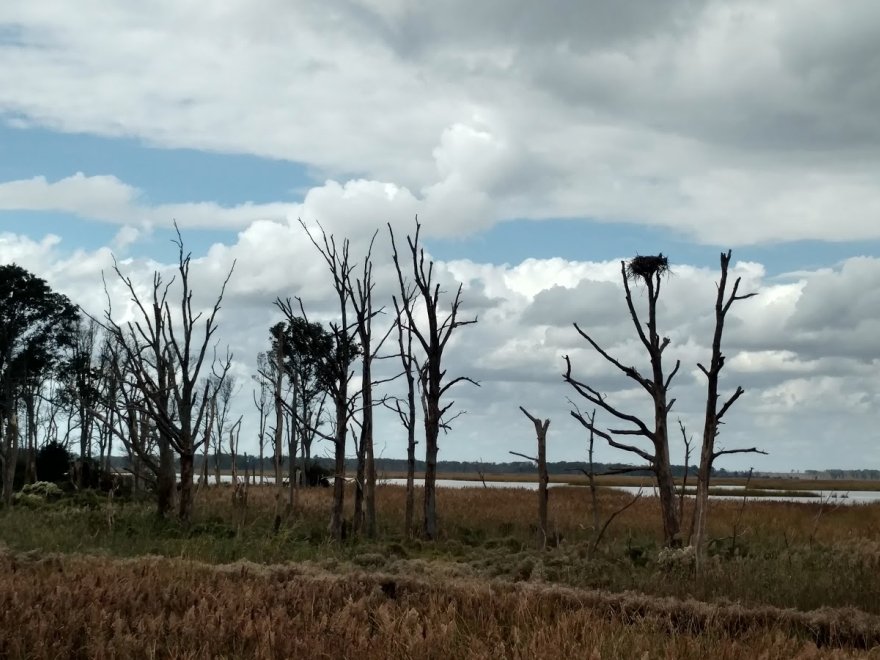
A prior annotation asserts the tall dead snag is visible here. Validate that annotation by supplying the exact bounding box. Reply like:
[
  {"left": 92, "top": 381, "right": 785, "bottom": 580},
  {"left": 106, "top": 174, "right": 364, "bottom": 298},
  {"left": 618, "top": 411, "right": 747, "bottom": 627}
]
[
  {"left": 212, "top": 376, "right": 236, "bottom": 485},
  {"left": 390, "top": 285, "right": 418, "bottom": 538},
  {"left": 94, "top": 334, "right": 153, "bottom": 497},
  {"left": 678, "top": 419, "right": 693, "bottom": 527},
  {"left": 564, "top": 255, "right": 683, "bottom": 546},
  {"left": 283, "top": 220, "right": 358, "bottom": 542},
  {"left": 692, "top": 250, "right": 763, "bottom": 570},
  {"left": 65, "top": 318, "right": 102, "bottom": 484},
  {"left": 229, "top": 415, "right": 242, "bottom": 483},
  {"left": 389, "top": 219, "right": 478, "bottom": 541},
  {"left": 102, "top": 226, "right": 234, "bottom": 521},
  {"left": 252, "top": 354, "right": 271, "bottom": 484},
  {"left": 566, "top": 403, "right": 644, "bottom": 555},
  {"left": 347, "top": 231, "right": 393, "bottom": 538},
  {"left": 346, "top": 231, "right": 373, "bottom": 537},
  {"left": 511, "top": 407, "right": 551, "bottom": 549},
  {"left": 270, "top": 329, "right": 285, "bottom": 531}
]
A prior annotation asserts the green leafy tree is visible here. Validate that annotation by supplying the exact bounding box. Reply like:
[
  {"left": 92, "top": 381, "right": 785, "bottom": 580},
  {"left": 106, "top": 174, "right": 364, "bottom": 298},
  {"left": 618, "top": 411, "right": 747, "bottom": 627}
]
[{"left": 0, "top": 264, "right": 78, "bottom": 504}]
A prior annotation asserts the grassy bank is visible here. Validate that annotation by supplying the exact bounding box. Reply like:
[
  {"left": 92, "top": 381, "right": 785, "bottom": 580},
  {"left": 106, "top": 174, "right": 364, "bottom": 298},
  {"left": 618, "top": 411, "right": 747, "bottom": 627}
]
[{"left": 2, "top": 484, "right": 880, "bottom": 615}]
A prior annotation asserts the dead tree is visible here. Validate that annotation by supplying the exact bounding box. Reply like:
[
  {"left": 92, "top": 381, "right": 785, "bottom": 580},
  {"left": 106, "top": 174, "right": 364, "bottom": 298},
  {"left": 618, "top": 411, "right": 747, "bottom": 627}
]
[
  {"left": 692, "top": 250, "right": 763, "bottom": 570},
  {"left": 270, "top": 327, "right": 285, "bottom": 530},
  {"left": 678, "top": 419, "right": 693, "bottom": 528},
  {"left": 96, "top": 334, "right": 154, "bottom": 496},
  {"left": 511, "top": 407, "right": 551, "bottom": 549},
  {"left": 95, "top": 335, "right": 122, "bottom": 475},
  {"left": 229, "top": 415, "right": 242, "bottom": 483},
  {"left": 389, "top": 219, "right": 478, "bottom": 541},
  {"left": 68, "top": 318, "right": 101, "bottom": 481},
  {"left": 211, "top": 376, "right": 235, "bottom": 484},
  {"left": 283, "top": 220, "right": 359, "bottom": 542},
  {"left": 567, "top": 403, "right": 644, "bottom": 554},
  {"left": 252, "top": 354, "right": 271, "bottom": 484},
  {"left": 346, "top": 231, "right": 386, "bottom": 538},
  {"left": 564, "top": 255, "right": 683, "bottom": 546},
  {"left": 198, "top": 383, "right": 215, "bottom": 489},
  {"left": 390, "top": 284, "right": 418, "bottom": 538},
  {"left": 101, "top": 224, "right": 234, "bottom": 521}
]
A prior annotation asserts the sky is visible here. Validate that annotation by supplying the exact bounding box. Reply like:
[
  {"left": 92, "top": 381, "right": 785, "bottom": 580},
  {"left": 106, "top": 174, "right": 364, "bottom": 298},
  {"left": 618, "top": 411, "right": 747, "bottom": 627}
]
[{"left": 1, "top": 0, "right": 879, "bottom": 472}]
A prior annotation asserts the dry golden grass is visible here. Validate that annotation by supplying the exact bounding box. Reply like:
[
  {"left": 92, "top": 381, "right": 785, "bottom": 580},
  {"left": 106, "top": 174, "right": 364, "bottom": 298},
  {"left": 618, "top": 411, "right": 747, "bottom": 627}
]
[
  {"left": 1, "top": 548, "right": 878, "bottom": 659},
  {"left": 4, "top": 480, "right": 880, "bottom": 658}
]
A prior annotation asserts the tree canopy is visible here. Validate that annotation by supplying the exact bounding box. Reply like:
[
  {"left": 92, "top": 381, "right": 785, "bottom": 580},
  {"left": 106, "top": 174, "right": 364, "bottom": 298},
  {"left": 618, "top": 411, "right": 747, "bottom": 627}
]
[{"left": 0, "top": 264, "right": 79, "bottom": 407}]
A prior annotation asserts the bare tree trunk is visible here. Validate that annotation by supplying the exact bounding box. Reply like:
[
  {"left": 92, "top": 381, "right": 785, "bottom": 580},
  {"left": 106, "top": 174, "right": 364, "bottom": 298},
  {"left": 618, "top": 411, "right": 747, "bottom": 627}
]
[
  {"left": 303, "top": 439, "right": 311, "bottom": 485},
  {"left": 156, "top": 434, "right": 175, "bottom": 518},
  {"left": 230, "top": 430, "right": 236, "bottom": 483},
  {"left": 353, "top": 424, "right": 365, "bottom": 535},
  {"left": 213, "top": 436, "right": 221, "bottom": 486},
  {"left": 201, "top": 428, "right": 209, "bottom": 486},
  {"left": 125, "top": 406, "right": 140, "bottom": 494},
  {"left": 178, "top": 451, "right": 195, "bottom": 521},
  {"left": 389, "top": 221, "right": 478, "bottom": 542},
  {"left": 515, "top": 407, "right": 551, "bottom": 549},
  {"left": 405, "top": 418, "right": 416, "bottom": 537},
  {"left": 78, "top": 413, "right": 92, "bottom": 487},
  {"left": 286, "top": 388, "right": 296, "bottom": 513},
  {"left": 678, "top": 419, "right": 692, "bottom": 532},
  {"left": 363, "top": 383, "right": 376, "bottom": 538},
  {"left": 253, "top": 374, "right": 268, "bottom": 486},
  {"left": 229, "top": 418, "right": 241, "bottom": 485},
  {"left": 564, "top": 257, "right": 684, "bottom": 547},
  {"left": 347, "top": 236, "right": 380, "bottom": 539},
  {"left": 2, "top": 411, "right": 19, "bottom": 506},
  {"left": 103, "top": 408, "right": 114, "bottom": 474},
  {"left": 423, "top": 410, "right": 440, "bottom": 541},
  {"left": 286, "top": 222, "right": 357, "bottom": 543},
  {"left": 654, "top": 432, "right": 680, "bottom": 546},
  {"left": 693, "top": 250, "right": 761, "bottom": 572},
  {"left": 392, "top": 281, "right": 418, "bottom": 538},
  {"left": 330, "top": 403, "right": 347, "bottom": 541},
  {"left": 537, "top": 437, "right": 549, "bottom": 547},
  {"left": 25, "top": 394, "right": 37, "bottom": 485},
  {"left": 199, "top": 397, "right": 214, "bottom": 488},
  {"left": 272, "top": 338, "right": 285, "bottom": 532}
]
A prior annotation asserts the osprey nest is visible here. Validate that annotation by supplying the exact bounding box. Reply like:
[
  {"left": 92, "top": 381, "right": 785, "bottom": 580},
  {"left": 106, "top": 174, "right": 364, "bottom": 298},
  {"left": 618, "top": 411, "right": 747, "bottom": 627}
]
[{"left": 626, "top": 254, "right": 670, "bottom": 281}]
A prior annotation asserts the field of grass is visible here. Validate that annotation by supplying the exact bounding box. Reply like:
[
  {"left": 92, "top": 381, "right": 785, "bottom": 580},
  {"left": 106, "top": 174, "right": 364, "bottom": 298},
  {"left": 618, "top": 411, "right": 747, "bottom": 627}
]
[
  {"left": 3, "top": 483, "right": 880, "bottom": 657},
  {"left": 2, "top": 550, "right": 878, "bottom": 659}
]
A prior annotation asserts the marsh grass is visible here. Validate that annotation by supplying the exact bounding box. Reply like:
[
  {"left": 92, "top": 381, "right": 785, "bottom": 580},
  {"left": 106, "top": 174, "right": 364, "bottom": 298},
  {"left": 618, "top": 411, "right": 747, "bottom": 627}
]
[
  {"left": 1, "top": 550, "right": 878, "bottom": 659},
  {"left": 3, "top": 482, "right": 880, "bottom": 656}
]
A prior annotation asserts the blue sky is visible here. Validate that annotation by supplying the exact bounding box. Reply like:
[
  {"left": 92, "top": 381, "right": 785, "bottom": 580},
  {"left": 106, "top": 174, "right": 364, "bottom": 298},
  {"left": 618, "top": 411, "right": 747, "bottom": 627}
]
[
  {"left": 2, "top": 0, "right": 880, "bottom": 471},
  {"left": 5, "top": 123, "right": 878, "bottom": 274}
]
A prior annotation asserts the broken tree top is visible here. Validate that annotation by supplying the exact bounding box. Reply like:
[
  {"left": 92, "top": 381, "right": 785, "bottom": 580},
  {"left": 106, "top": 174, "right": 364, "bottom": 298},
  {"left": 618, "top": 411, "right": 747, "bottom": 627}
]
[{"left": 626, "top": 254, "right": 670, "bottom": 281}]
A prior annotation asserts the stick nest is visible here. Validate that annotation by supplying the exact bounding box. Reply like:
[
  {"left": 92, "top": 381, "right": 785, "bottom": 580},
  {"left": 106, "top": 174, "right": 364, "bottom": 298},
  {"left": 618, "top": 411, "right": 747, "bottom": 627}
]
[{"left": 626, "top": 254, "right": 670, "bottom": 281}]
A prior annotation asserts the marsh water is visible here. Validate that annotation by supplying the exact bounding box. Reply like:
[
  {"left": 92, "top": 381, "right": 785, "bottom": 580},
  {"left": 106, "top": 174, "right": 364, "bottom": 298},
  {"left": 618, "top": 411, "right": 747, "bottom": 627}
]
[
  {"left": 378, "top": 478, "right": 880, "bottom": 505},
  {"left": 200, "top": 475, "right": 880, "bottom": 505}
]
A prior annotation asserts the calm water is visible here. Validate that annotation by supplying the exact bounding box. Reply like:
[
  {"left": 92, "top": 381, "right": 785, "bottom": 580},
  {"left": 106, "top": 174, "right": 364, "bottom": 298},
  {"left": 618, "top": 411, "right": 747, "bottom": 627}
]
[
  {"left": 379, "top": 478, "right": 557, "bottom": 490},
  {"left": 194, "top": 475, "right": 880, "bottom": 504},
  {"left": 379, "top": 478, "right": 880, "bottom": 504},
  {"left": 610, "top": 485, "right": 880, "bottom": 505}
]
